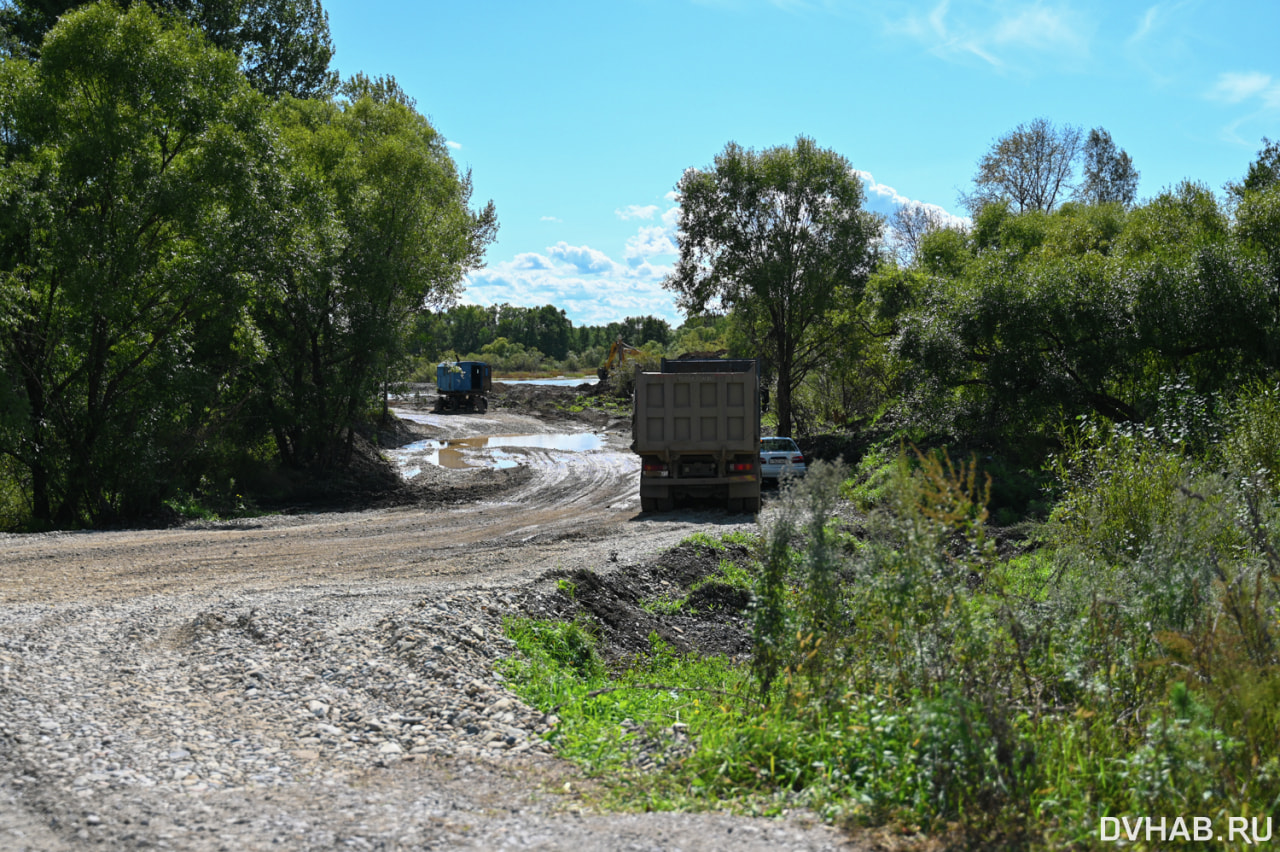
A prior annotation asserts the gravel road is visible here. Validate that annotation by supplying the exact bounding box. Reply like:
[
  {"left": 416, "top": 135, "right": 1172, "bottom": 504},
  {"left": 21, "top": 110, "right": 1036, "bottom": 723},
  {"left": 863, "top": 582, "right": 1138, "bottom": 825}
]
[{"left": 0, "top": 397, "right": 859, "bottom": 851}]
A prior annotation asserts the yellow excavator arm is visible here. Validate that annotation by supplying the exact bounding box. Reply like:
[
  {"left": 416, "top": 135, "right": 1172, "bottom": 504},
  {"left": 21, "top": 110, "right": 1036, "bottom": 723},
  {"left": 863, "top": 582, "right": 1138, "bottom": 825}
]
[{"left": 597, "top": 337, "right": 642, "bottom": 381}]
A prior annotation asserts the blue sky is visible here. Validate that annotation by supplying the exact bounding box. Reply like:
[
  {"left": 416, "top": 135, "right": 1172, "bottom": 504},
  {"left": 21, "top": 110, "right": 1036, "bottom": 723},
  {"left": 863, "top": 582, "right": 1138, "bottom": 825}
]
[{"left": 324, "top": 0, "right": 1280, "bottom": 327}]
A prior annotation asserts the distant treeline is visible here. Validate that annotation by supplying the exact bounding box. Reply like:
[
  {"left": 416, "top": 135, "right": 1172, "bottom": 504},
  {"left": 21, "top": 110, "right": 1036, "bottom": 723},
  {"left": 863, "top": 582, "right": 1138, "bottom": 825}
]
[{"left": 409, "top": 305, "right": 673, "bottom": 364}]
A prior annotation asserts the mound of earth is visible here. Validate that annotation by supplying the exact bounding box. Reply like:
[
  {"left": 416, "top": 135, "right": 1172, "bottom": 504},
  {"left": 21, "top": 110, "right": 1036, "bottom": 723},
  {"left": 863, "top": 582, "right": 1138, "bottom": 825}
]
[{"left": 515, "top": 541, "right": 756, "bottom": 665}]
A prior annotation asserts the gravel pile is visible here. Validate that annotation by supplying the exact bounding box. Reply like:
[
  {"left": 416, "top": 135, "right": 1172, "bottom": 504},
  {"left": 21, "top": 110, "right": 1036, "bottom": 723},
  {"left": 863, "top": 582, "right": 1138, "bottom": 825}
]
[{"left": 0, "top": 588, "right": 558, "bottom": 807}]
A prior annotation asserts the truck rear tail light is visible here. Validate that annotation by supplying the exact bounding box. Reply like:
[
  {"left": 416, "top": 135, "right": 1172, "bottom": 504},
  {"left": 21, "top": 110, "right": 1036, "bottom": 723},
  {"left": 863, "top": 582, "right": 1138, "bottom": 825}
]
[
  {"left": 642, "top": 460, "right": 669, "bottom": 477},
  {"left": 729, "top": 460, "right": 755, "bottom": 473}
]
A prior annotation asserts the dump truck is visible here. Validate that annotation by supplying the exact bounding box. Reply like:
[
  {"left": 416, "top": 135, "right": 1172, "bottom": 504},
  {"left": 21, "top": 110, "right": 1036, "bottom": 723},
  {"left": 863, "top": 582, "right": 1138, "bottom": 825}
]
[
  {"left": 433, "top": 360, "right": 491, "bottom": 413},
  {"left": 631, "top": 358, "right": 761, "bottom": 514}
]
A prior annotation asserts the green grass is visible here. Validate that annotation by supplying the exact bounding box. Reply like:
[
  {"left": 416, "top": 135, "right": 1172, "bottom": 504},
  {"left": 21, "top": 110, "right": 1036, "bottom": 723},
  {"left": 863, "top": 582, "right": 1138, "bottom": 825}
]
[{"left": 679, "top": 529, "right": 758, "bottom": 552}]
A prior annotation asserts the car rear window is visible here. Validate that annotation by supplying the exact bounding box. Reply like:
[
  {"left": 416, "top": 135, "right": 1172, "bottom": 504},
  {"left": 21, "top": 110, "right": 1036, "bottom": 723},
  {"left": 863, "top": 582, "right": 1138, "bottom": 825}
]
[{"left": 761, "top": 438, "right": 796, "bottom": 451}]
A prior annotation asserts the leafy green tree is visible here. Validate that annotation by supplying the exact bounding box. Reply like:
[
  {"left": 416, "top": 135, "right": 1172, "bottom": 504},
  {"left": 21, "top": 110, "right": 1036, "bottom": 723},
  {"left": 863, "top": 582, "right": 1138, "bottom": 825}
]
[
  {"left": 340, "top": 71, "right": 415, "bottom": 108},
  {"left": 239, "top": 0, "right": 334, "bottom": 98},
  {"left": 0, "top": 0, "right": 335, "bottom": 99},
  {"left": 666, "top": 136, "right": 881, "bottom": 436},
  {"left": 252, "top": 93, "right": 496, "bottom": 467},
  {"left": 0, "top": 2, "right": 270, "bottom": 524},
  {"left": 1228, "top": 137, "right": 1280, "bottom": 200},
  {"left": 1078, "top": 127, "right": 1140, "bottom": 206},
  {"left": 893, "top": 184, "right": 1280, "bottom": 446}
]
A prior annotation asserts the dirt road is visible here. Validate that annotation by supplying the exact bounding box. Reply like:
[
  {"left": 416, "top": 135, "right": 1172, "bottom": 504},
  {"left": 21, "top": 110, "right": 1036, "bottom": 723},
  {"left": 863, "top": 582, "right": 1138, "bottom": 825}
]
[{"left": 0, "top": 399, "right": 857, "bottom": 850}]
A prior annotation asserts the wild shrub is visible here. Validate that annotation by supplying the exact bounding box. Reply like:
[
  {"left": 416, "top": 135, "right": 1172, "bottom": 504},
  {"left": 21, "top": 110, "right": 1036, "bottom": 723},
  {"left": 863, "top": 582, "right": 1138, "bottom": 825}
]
[{"left": 1219, "top": 381, "right": 1280, "bottom": 495}]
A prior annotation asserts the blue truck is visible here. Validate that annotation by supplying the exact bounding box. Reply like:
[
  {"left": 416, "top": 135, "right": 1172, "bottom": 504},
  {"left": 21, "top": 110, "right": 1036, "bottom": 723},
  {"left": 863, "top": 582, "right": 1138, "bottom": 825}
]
[{"left": 433, "top": 361, "right": 492, "bottom": 414}]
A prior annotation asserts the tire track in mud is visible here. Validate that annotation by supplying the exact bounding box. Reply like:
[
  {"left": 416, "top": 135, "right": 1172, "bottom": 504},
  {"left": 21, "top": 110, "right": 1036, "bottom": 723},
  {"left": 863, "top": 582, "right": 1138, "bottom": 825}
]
[{"left": 0, "top": 409, "right": 658, "bottom": 605}]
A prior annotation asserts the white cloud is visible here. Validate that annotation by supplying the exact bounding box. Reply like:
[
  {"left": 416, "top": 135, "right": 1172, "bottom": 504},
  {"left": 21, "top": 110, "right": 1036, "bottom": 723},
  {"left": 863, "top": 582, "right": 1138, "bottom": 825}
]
[
  {"left": 625, "top": 226, "right": 678, "bottom": 263},
  {"left": 446, "top": 140, "right": 462, "bottom": 150},
  {"left": 463, "top": 245, "right": 679, "bottom": 326},
  {"left": 540, "top": 215, "right": 562, "bottom": 222},
  {"left": 615, "top": 204, "right": 660, "bottom": 220},
  {"left": 511, "top": 252, "right": 556, "bottom": 271},
  {"left": 545, "top": 242, "right": 623, "bottom": 275},
  {"left": 856, "top": 169, "right": 969, "bottom": 228}
]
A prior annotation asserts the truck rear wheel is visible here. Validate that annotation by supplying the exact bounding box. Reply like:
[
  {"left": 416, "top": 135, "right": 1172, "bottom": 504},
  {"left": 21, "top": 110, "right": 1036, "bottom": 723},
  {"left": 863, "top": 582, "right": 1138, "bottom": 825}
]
[
  {"left": 642, "top": 496, "right": 674, "bottom": 513},
  {"left": 476, "top": 396, "right": 488, "bottom": 413}
]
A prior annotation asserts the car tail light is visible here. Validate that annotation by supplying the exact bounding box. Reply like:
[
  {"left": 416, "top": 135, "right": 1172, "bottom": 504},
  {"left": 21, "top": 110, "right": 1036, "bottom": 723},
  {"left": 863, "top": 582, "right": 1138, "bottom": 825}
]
[
  {"left": 792, "top": 455, "right": 805, "bottom": 463},
  {"left": 642, "top": 460, "right": 669, "bottom": 477}
]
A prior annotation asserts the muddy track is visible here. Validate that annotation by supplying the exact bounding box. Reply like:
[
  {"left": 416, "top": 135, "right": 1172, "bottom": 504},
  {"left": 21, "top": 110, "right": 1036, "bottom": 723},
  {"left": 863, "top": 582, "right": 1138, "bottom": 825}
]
[{"left": 0, "top": 401, "right": 859, "bottom": 851}]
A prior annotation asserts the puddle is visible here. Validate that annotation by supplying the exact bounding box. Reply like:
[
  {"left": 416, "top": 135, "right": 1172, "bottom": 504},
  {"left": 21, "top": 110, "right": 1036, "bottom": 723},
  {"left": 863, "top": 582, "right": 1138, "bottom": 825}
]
[
  {"left": 498, "top": 376, "right": 598, "bottom": 387},
  {"left": 392, "top": 432, "right": 605, "bottom": 474}
]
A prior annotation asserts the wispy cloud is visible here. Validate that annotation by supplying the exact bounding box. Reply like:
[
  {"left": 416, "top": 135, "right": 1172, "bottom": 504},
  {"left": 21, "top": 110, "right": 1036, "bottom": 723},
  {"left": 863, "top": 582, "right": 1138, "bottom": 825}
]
[
  {"left": 446, "top": 140, "right": 462, "bottom": 150},
  {"left": 1128, "top": 5, "right": 1159, "bottom": 44},
  {"left": 615, "top": 204, "right": 660, "bottom": 220},
  {"left": 540, "top": 215, "right": 562, "bottom": 223},
  {"left": 1210, "top": 71, "right": 1280, "bottom": 108},
  {"left": 891, "top": 0, "right": 1092, "bottom": 71},
  {"left": 1207, "top": 70, "right": 1280, "bottom": 145}
]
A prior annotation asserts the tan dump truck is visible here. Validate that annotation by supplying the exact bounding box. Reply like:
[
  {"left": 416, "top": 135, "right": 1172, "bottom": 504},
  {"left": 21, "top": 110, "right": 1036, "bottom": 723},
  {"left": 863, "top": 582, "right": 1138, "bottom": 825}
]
[{"left": 631, "top": 358, "right": 762, "bottom": 514}]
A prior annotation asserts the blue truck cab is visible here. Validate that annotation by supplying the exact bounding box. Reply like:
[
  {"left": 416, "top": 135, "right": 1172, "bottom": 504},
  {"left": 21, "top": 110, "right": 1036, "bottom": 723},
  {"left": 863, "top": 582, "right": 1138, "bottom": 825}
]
[{"left": 433, "top": 361, "right": 492, "bottom": 413}]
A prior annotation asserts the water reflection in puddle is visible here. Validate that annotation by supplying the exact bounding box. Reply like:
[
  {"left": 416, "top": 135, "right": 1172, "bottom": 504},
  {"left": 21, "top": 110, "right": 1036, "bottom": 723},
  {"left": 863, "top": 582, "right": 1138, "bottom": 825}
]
[{"left": 393, "top": 432, "right": 605, "bottom": 474}]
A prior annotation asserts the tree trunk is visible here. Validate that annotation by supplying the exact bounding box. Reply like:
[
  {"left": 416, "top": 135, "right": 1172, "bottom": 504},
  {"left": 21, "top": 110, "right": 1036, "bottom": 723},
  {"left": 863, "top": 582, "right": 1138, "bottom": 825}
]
[{"left": 776, "top": 357, "right": 793, "bottom": 438}]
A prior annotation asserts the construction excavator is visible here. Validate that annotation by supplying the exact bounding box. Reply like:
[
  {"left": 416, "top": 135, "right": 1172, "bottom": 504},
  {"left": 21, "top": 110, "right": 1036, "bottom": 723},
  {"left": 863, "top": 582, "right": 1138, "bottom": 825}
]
[{"left": 597, "top": 338, "right": 642, "bottom": 382}]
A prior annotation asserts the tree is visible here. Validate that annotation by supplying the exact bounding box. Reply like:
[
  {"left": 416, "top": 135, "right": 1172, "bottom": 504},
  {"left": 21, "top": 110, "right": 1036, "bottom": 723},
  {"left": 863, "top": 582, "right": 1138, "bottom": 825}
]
[
  {"left": 964, "top": 118, "right": 1083, "bottom": 214},
  {"left": 340, "top": 71, "right": 415, "bottom": 108},
  {"left": 1228, "top": 137, "right": 1280, "bottom": 200},
  {"left": 1078, "top": 127, "right": 1139, "bottom": 206},
  {"left": 251, "top": 93, "right": 496, "bottom": 468},
  {"left": 0, "top": 0, "right": 336, "bottom": 99},
  {"left": 889, "top": 201, "right": 955, "bottom": 265},
  {"left": 0, "top": 2, "right": 271, "bottom": 524},
  {"left": 892, "top": 184, "right": 1279, "bottom": 446},
  {"left": 665, "top": 136, "right": 881, "bottom": 437},
  {"left": 239, "top": 0, "right": 335, "bottom": 99}
]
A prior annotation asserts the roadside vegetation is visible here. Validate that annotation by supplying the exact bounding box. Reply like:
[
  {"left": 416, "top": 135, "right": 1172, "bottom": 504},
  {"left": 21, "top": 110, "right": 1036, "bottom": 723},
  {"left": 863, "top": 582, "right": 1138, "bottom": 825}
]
[{"left": 504, "top": 427, "right": 1280, "bottom": 848}]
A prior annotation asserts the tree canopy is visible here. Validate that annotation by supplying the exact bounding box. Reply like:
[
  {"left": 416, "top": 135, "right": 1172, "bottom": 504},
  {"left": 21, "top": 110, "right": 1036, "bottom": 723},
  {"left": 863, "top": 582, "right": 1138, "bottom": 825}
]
[
  {"left": 1078, "top": 127, "right": 1140, "bottom": 206},
  {"left": 0, "top": 0, "right": 336, "bottom": 98},
  {"left": 666, "top": 136, "right": 881, "bottom": 437},
  {"left": 963, "top": 119, "right": 1141, "bottom": 215},
  {"left": 0, "top": 1, "right": 271, "bottom": 523},
  {"left": 0, "top": 1, "right": 495, "bottom": 525}
]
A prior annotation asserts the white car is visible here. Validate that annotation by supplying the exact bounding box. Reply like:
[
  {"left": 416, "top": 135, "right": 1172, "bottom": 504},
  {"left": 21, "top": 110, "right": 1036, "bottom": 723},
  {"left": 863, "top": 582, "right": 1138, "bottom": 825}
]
[{"left": 760, "top": 437, "right": 806, "bottom": 481}]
